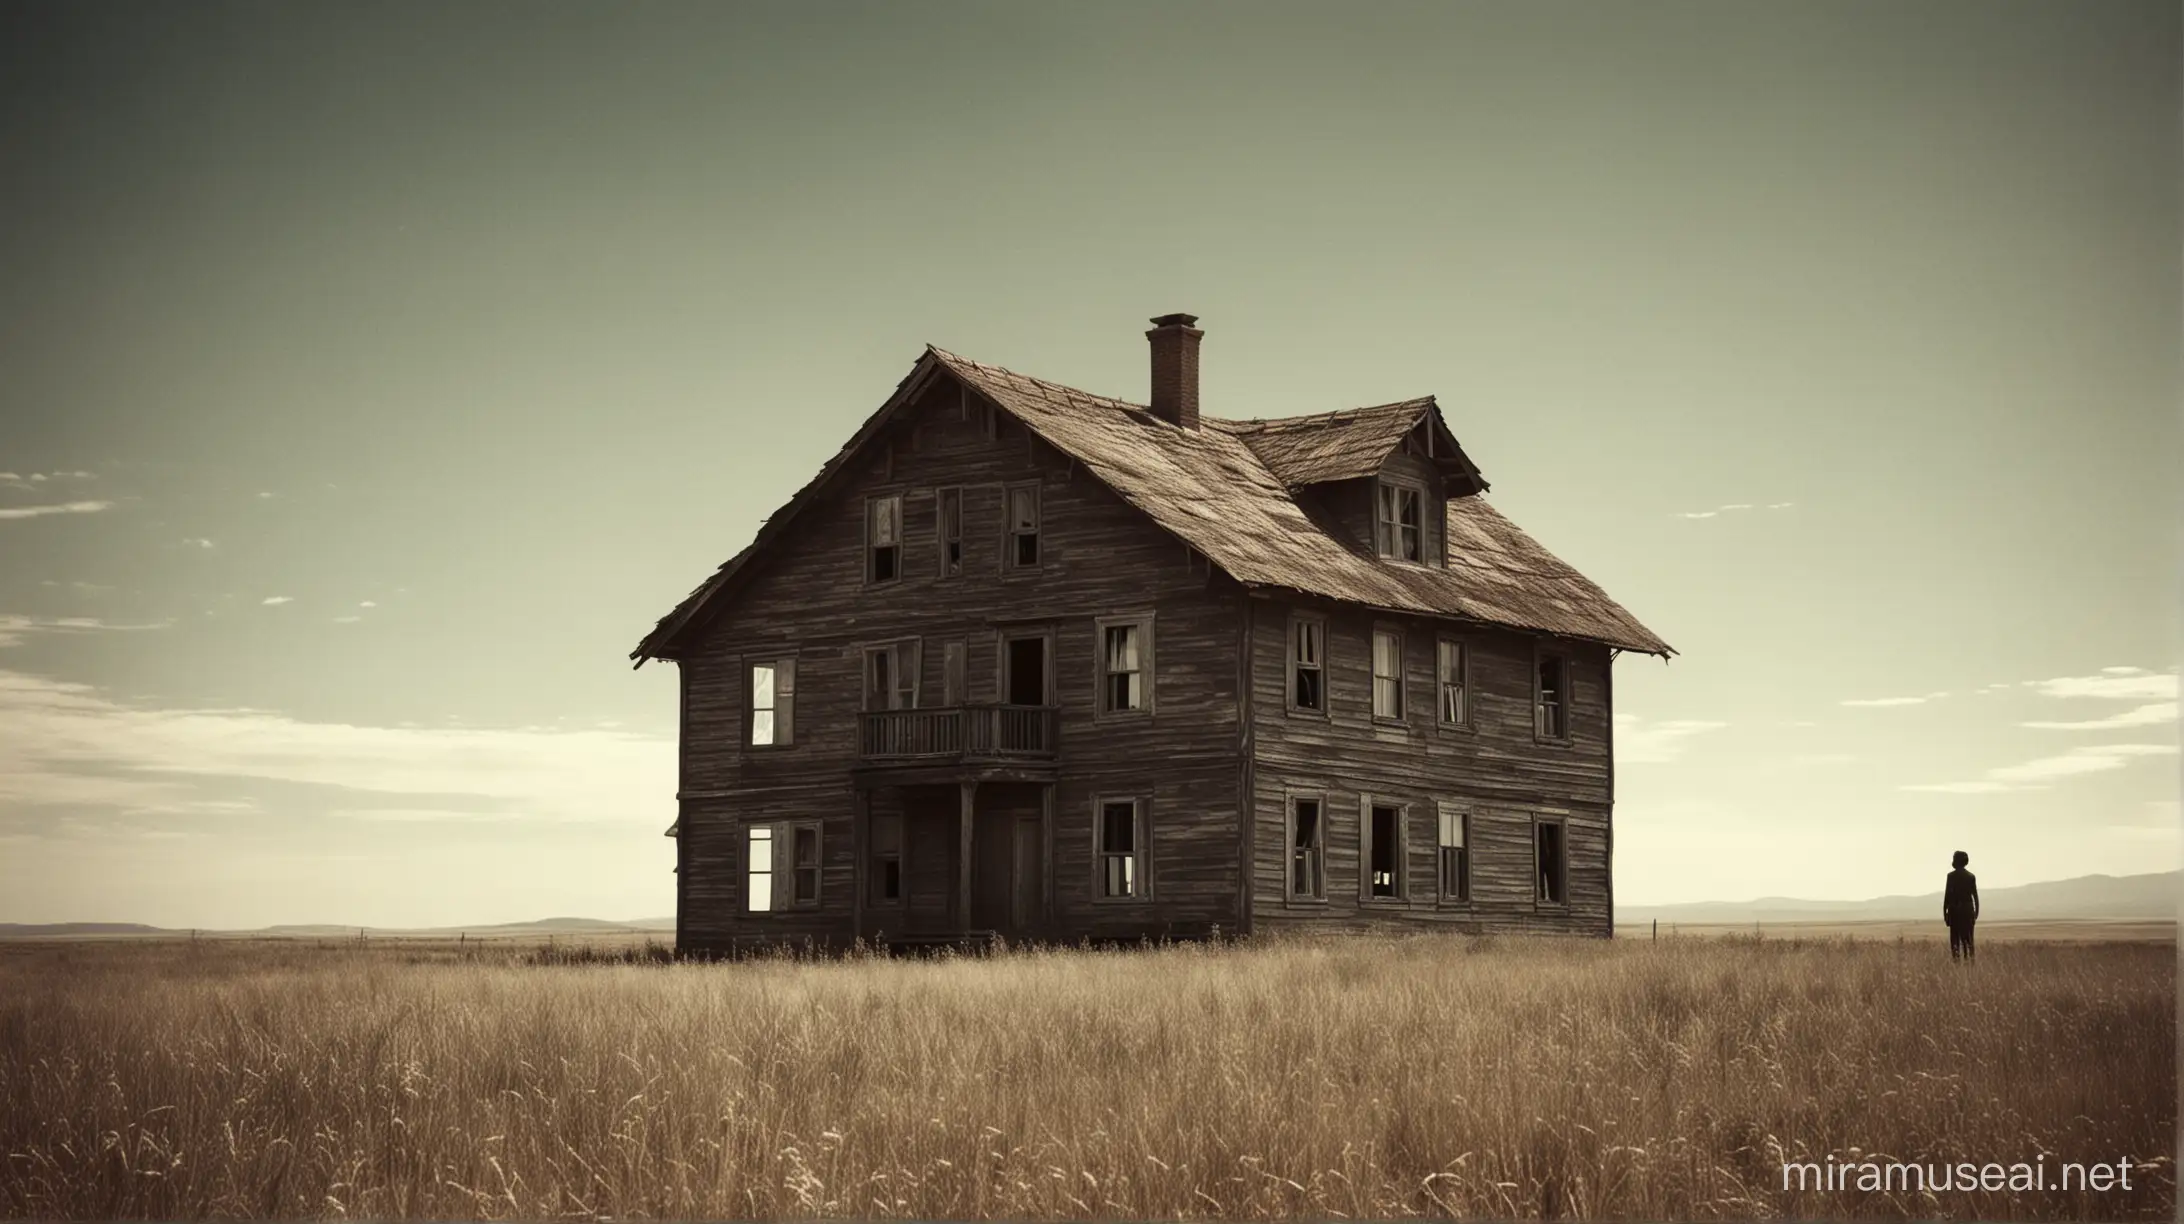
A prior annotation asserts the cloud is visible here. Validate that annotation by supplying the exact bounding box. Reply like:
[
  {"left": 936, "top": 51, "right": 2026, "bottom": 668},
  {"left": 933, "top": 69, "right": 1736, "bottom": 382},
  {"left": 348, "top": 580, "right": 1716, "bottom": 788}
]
[
  {"left": 359, "top": 600, "right": 377, "bottom": 609},
  {"left": 0, "top": 500, "right": 113, "bottom": 521},
  {"left": 261, "top": 596, "right": 293, "bottom": 606},
  {"left": 255, "top": 491, "right": 276, "bottom": 499},
  {"left": 2024, "top": 668, "right": 2177, "bottom": 702},
  {"left": 1673, "top": 502, "right": 1796, "bottom": 520},
  {"left": 1841, "top": 691, "right": 1948, "bottom": 707},
  {"left": 1613, "top": 714, "right": 1729, "bottom": 764},
  {"left": 0, "top": 616, "right": 173, "bottom": 648},
  {"left": 1904, "top": 743, "right": 2179, "bottom": 794},
  {"left": 0, "top": 669, "right": 675, "bottom": 829},
  {"left": 2022, "top": 702, "right": 2178, "bottom": 731},
  {"left": 183, "top": 538, "right": 215, "bottom": 549},
  {"left": 0, "top": 471, "right": 95, "bottom": 490}
]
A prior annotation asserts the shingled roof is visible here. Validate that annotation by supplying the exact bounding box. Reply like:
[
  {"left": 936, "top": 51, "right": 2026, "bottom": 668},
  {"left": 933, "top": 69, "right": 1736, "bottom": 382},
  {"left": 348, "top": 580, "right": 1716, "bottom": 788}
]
[{"left": 633, "top": 345, "right": 1672, "bottom": 663}]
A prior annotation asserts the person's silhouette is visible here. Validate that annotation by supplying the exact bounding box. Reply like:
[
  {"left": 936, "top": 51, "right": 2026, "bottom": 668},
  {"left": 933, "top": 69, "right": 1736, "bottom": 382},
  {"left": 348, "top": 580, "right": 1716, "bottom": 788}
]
[{"left": 1943, "top": 850, "right": 1978, "bottom": 961}]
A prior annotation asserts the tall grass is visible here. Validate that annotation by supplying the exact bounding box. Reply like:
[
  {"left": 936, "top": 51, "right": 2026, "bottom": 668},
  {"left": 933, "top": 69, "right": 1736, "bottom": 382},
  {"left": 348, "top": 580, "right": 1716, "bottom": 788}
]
[{"left": 0, "top": 935, "right": 2171, "bottom": 1219}]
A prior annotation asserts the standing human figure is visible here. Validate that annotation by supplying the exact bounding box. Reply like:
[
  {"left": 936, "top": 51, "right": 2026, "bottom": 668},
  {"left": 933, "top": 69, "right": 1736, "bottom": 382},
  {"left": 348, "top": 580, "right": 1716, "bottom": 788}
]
[{"left": 1943, "top": 850, "right": 1979, "bottom": 961}]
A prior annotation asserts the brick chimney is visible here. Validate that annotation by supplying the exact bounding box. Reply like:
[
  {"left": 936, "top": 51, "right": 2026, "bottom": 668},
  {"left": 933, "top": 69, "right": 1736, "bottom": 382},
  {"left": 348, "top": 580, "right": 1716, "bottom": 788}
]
[{"left": 1146, "top": 312, "right": 1203, "bottom": 430}]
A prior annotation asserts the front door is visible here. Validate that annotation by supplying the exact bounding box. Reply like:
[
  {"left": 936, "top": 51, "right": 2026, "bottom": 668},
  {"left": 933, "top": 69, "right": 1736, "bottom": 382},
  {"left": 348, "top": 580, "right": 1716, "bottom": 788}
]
[{"left": 971, "top": 810, "right": 1044, "bottom": 940}]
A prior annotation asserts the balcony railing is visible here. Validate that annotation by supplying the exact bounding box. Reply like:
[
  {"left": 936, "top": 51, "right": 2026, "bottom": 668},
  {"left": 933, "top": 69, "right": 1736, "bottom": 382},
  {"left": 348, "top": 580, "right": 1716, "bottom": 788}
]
[{"left": 859, "top": 704, "right": 1058, "bottom": 762}]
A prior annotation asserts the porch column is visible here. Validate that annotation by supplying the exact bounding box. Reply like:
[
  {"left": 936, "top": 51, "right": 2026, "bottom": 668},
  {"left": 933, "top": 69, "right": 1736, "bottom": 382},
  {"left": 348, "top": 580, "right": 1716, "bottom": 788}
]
[
  {"left": 958, "top": 779, "right": 977, "bottom": 933},
  {"left": 851, "top": 785, "right": 868, "bottom": 943}
]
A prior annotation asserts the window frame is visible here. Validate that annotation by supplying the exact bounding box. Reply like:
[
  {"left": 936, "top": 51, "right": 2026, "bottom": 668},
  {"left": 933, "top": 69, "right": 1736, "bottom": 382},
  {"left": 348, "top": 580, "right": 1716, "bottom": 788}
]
[
  {"left": 1374, "top": 479, "right": 1426, "bottom": 563},
  {"left": 1286, "top": 611, "right": 1329, "bottom": 718},
  {"left": 1436, "top": 803, "right": 1472, "bottom": 907},
  {"left": 1003, "top": 480, "right": 1043, "bottom": 571},
  {"left": 934, "top": 485, "right": 964, "bottom": 579},
  {"left": 745, "top": 819, "right": 821, "bottom": 913},
  {"left": 1533, "top": 816, "right": 1569, "bottom": 908},
  {"left": 1534, "top": 645, "right": 1572, "bottom": 745},
  {"left": 865, "top": 492, "right": 905, "bottom": 586},
  {"left": 1093, "top": 612, "right": 1155, "bottom": 719},
  {"left": 1284, "top": 790, "right": 1327, "bottom": 905},
  {"left": 1091, "top": 794, "right": 1151, "bottom": 903},
  {"left": 746, "top": 657, "right": 796, "bottom": 749},
  {"left": 1370, "top": 625, "right": 1408, "bottom": 725},
  {"left": 861, "top": 638, "right": 923, "bottom": 712},
  {"left": 1359, "top": 794, "right": 1411, "bottom": 904},
  {"left": 1435, "top": 634, "right": 1474, "bottom": 731}
]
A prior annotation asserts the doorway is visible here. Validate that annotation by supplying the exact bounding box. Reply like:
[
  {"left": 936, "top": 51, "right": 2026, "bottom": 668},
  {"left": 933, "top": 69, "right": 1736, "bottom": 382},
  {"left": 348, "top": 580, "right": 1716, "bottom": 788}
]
[{"left": 1003, "top": 634, "right": 1048, "bottom": 706}]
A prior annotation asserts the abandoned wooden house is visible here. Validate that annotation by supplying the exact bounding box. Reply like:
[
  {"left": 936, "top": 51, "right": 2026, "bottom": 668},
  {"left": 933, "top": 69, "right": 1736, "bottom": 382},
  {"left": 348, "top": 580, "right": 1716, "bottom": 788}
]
[{"left": 633, "top": 313, "right": 1673, "bottom": 952}]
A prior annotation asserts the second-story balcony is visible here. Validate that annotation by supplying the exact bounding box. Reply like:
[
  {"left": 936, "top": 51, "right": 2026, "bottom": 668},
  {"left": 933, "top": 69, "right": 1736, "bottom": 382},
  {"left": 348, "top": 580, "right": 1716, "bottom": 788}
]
[{"left": 858, "top": 704, "right": 1058, "bottom": 763}]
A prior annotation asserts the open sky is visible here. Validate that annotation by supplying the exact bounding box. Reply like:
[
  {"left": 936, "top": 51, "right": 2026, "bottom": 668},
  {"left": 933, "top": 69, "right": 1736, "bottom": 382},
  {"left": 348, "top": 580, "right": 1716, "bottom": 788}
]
[{"left": 1, "top": 1, "right": 2176, "bottom": 927}]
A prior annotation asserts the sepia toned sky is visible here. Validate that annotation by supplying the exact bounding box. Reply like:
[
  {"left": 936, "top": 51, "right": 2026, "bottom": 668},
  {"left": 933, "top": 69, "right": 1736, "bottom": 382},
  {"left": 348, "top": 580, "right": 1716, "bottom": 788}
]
[{"left": 1, "top": 1, "right": 2175, "bottom": 927}]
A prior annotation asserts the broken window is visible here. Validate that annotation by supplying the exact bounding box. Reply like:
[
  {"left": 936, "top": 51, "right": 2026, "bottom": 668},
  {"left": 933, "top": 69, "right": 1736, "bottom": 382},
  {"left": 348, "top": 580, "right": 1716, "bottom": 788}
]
[
  {"left": 1375, "top": 482, "right": 1423, "bottom": 562},
  {"left": 1098, "top": 799, "right": 1140, "bottom": 898},
  {"left": 870, "top": 814, "right": 902, "bottom": 904},
  {"left": 1536, "top": 820, "right": 1566, "bottom": 905},
  {"left": 1536, "top": 652, "right": 1569, "bottom": 740},
  {"left": 1372, "top": 629, "right": 1404, "bottom": 720},
  {"left": 746, "top": 822, "right": 821, "bottom": 910},
  {"left": 749, "top": 659, "right": 795, "bottom": 746},
  {"left": 1366, "top": 802, "right": 1405, "bottom": 900},
  {"left": 1290, "top": 616, "right": 1324, "bottom": 712},
  {"left": 1437, "top": 638, "right": 1468, "bottom": 727},
  {"left": 865, "top": 640, "right": 919, "bottom": 711},
  {"left": 1289, "top": 797, "right": 1324, "bottom": 900},
  {"left": 1007, "top": 484, "right": 1041, "bottom": 567},
  {"left": 868, "top": 494, "right": 903, "bottom": 583},
  {"left": 1099, "top": 619, "right": 1149, "bottom": 713},
  {"left": 746, "top": 825, "right": 774, "bottom": 912},
  {"left": 936, "top": 487, "right": 963, "bottom": 577},
  {"left": 1438, "top": 804, "right": 1469, "bottom": 902}
]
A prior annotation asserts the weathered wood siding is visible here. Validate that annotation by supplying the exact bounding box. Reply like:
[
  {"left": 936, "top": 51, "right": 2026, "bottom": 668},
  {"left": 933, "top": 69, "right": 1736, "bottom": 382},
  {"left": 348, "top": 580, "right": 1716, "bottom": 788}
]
[
  {"left": 1243, "top": 589, "right": 1617, "bottom": 938},
  {"left": 673, "top": 375, "right": 1244, "bottom": 952}
]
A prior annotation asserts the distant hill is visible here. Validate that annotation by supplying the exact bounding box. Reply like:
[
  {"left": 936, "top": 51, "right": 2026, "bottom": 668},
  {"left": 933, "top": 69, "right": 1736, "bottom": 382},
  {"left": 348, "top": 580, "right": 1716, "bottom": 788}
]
[
  {"left": 7, "top": 873, "right": 2173, "bottom": 938},
  {"left": 1618, "top": 870, "right": 2179, "bottom": 926},
  {"left": 0, "top": 916, "right": 676, "bottom": 940}
]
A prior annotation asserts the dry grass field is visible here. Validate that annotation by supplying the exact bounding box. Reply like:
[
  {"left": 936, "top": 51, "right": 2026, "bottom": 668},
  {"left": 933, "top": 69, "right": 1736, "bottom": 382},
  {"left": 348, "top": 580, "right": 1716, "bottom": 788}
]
[{"left": 0, "top": 934, "right": 2172, "bottom": 1220}]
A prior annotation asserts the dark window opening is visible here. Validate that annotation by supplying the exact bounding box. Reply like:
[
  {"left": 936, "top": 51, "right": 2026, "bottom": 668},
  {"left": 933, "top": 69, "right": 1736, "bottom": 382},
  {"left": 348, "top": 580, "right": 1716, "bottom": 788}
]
[
  {"left": 1006, "top": 637, "right": 1047, "bottom": 706},
  {"left": 870, "top": 814, "right": 902, "bottom": 904},
  {"left": 1536, "top": 821, "right": 1566, "bottom": 905},
  {"left": 1290, "top": 798, "right": 1323, "bottom": 899},
  {"left": 792, "top": 825, "right": 820, "bottom": 903},
  {"left": 1369, "top": 803, "right": 1402, "bottom": 898},
  {"left": 1291, "top": 619, "right": 1323, "bottom": 712},
  {"left": 1099, "top": 800, "right": 1137, "bottom": 898}
]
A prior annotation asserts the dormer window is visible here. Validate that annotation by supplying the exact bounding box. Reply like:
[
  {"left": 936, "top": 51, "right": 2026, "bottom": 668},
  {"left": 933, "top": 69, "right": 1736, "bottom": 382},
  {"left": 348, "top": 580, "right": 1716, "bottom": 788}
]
[
  {"left": 1375, "top": 482, "right": 1422, "bottom": 562},
  {"left": 868, "top": 494, "right": 903, "bottom": 583}
]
